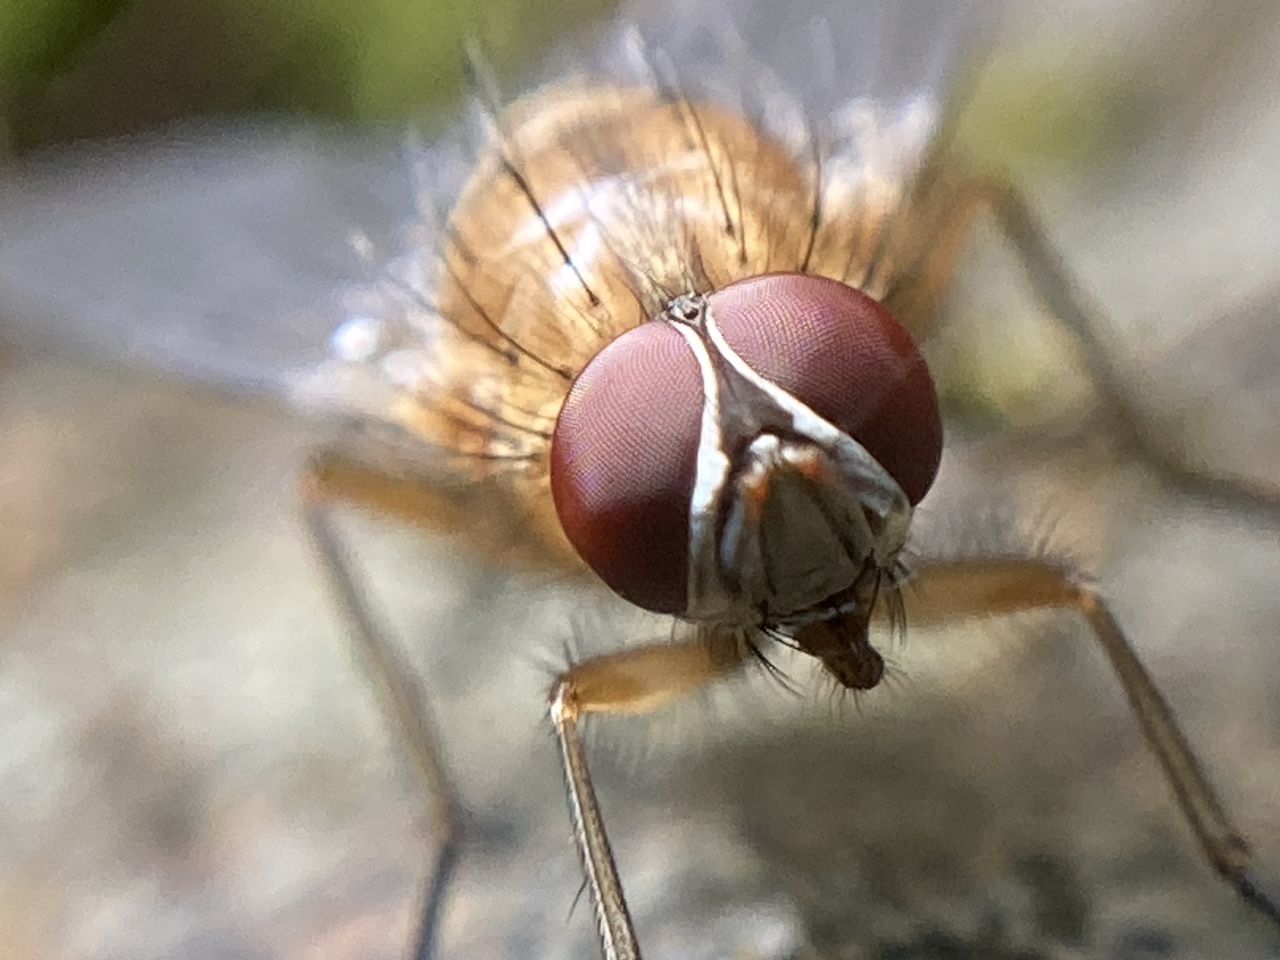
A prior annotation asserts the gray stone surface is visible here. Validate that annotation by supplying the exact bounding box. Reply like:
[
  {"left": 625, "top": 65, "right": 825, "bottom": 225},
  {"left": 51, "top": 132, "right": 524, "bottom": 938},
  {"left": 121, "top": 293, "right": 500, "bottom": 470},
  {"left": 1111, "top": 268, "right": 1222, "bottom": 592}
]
[{"left": 2, "top": 3, "right": 1280, "bottom": 959}]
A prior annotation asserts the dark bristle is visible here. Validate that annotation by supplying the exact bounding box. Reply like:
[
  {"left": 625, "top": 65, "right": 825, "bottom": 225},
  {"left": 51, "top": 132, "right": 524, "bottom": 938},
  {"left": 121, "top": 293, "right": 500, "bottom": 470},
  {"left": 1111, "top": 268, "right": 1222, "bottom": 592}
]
[
  {"left": 450, "top": 393, "right": 552, "bottom": 441},
  {"left": 460, "top": 36, "right": 504, "bottom": 120},
  {"left": 798, "top": 117, "right": 824, "bottom": 274},
  {"left": 443, "top": 254, "right": 573, "bottom": 381},
  {"left": 383, "top": 271, "right": 518, "bottom": 369},
  {"left": 744, "top": 629, "right": 802, "bottom": 697},
  {"left": 500, "top": 157, "right": 601, "bottom": 308},
  {"left": 675, "top": 93, "right": 744, "bottom": 261}
]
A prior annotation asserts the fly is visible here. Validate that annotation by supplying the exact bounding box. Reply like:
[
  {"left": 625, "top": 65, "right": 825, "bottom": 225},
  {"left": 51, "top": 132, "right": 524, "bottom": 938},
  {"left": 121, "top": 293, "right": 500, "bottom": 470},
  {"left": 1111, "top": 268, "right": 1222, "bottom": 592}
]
[{"left": 2, "top": 2, "right": 1279, "bottom": 959}]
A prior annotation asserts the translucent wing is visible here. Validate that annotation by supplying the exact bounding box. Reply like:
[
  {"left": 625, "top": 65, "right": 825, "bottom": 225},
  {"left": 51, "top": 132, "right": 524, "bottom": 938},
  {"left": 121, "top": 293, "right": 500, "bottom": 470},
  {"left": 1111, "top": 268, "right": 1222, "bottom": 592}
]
[{"left": 0, "top": 119, "right": 415, "bottom": 394}]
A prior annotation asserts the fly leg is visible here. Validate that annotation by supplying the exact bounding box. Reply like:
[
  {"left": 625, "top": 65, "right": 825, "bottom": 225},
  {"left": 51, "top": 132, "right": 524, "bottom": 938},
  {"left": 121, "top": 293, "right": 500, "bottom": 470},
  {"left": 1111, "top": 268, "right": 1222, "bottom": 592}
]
[
  {"left": 549, "top": 628, "right": 754, "bottom": 960},
  {"left": 986, "top": 181, "right": 1280, "bottom": 511},
  {"left": 898, "top": 554, "right": 1280, "bottom": 929},
  {"left": 891, "top": 174, "right": 1280, "bottom": 514},
  {"left": 299, "top": 451, "right": 464, "bottom": 960}
]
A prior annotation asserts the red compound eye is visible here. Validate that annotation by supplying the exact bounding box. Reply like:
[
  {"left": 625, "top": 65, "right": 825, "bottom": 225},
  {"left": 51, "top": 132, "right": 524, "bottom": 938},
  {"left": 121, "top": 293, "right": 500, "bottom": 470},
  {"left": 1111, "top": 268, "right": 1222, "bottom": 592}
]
[
  {"left": 549, "top": 273, "right": 942, "bottom": 615},
  {"left": 550, "top": 322, "right": 702, "bottom": 614},
  {"left": 710, "top": 274, "right": 942, "bottom": 506}
]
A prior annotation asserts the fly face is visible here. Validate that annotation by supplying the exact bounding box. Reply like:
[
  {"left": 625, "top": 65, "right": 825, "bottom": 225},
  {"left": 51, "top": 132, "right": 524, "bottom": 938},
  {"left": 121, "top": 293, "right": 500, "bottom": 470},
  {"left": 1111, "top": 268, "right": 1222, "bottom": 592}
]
[{"left": 552, "top": 279, "right": 931, "bottom": 629}]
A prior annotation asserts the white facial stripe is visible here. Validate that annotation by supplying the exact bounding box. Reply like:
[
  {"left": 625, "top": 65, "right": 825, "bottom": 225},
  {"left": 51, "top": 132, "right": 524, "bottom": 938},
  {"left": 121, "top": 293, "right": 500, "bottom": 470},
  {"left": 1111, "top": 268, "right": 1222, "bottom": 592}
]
[
  {"left": 700, "top": 302, "right": 911, "bottom": 545},
  {"left": 667, "top": 319, "right": 735, "bottom": 619}
]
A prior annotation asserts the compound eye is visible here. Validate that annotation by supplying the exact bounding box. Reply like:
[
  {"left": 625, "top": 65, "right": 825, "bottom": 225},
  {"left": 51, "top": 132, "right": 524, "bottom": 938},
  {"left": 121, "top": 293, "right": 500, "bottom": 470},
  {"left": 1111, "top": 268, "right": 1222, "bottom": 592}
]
[
  {"left": 550, "top": 322, "right": 701, "bottom": 614},
  {"left": 709, "top": 274, "right": 942, "bottom": 505}
]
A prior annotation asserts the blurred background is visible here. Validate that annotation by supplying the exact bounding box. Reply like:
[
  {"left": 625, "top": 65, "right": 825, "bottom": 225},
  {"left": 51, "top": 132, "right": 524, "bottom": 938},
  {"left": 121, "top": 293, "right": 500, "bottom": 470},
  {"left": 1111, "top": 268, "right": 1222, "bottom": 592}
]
[
  {"left": 1, "top": 1, "right": 1280, "bottom": 958},
  {"left": 0, "top": 0, "right": 614, "bottom": 147}
]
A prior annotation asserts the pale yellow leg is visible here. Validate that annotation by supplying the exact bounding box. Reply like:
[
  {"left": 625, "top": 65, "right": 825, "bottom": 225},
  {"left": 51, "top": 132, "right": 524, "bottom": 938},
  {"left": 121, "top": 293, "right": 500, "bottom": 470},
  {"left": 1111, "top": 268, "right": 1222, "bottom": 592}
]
[
  {"left": 549, "top": 628, "right": 753, "bottom": 960},
  {"left": 901, "top": 555, "right": 1280, "bottom": 926},
  {"left": 300, "top": 454, "right": 464, "bottom": 960}
]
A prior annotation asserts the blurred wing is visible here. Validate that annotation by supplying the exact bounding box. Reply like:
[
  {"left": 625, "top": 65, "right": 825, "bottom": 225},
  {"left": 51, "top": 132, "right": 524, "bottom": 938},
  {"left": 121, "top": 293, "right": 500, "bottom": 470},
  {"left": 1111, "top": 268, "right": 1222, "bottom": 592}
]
[
  {"left": 630, "top": 0, "right": 991, "bottom": 116},
  {"left": 0, "top": 119, "right": 415, "bottom": 393}
]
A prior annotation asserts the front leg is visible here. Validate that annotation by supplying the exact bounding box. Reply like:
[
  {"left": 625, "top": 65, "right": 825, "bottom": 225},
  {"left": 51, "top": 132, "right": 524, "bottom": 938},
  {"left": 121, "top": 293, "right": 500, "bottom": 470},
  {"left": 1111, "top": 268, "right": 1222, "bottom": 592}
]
[{"left": 550, "top": 627, "right": 755, "bottom": 960}]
